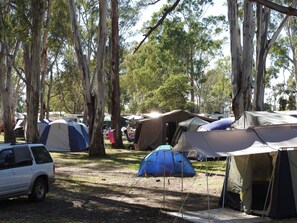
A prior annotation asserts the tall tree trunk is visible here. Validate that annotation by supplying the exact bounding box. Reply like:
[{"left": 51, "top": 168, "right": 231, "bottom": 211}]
[
  {"left": 228, "top": 0, "right": 243, "bottom": 118},
  {"left": 2, "top": 52, "right": 17, "bottom": 143},
  {"left": 253, "top": 4, "right": 289, "bottom": 111},
  {"left": 110, "top": 0, "right": 124, "bottom": 148},
  {"left": 254, "top": 5, "right": 269, "bottom": 111},
  {"left": 40, "top": 0, "right": 51, "bottom": 120},
  {"left": 241, "top": 0, "right": 254, "bottom": 114},
  {"left": 69, "top": 0, "right": 106, "bottom": 157},
  {"left": 89, "top": 0, "right": 107, "bottom": 156},
  {"left": 0, "top": 15, "right": 17, "bottom": 143},
  {"left": 287, "top": 16, "right": 297, "bottom": 109},
  {"left": 26, "top": 0, "right": 46, "bottom": 143}
]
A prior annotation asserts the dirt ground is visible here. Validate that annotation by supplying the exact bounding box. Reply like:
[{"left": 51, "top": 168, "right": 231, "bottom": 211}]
[{"left": 0, "top": 150, "right": 225, "bottom": 223}]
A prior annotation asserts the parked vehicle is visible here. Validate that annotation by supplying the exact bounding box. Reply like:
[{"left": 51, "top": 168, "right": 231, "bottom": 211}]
[{"left": 0, "top": 143, "right": 55, "bottom": 202}]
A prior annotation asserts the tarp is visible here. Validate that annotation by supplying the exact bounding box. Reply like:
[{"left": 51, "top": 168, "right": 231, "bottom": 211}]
[
  {"left": 39, "top": 119, "right": 89, "bottom": 152},
  {"left": 172, "top": 111, "right": 297, "bottom": 219},
  {"left": 198, "top": 117, "right": 234, "bottom": 131},
  {"left": 232, "top": 111, "right": 297, "bottom": 129},
  {"left": 172, "top": 124, "right": 297, "bottom": 157},
  {"left": 138, "top": 145, "right": 196, "bottom": 177}
]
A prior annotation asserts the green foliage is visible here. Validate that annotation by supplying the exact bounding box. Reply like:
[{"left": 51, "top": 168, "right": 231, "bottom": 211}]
[
  {"left": 50, "top": 48, "right": 84, "bottom": 113},
  {"left": 121, "top": 1, "right": 227, "bottom": 113},
  {"left": 153, "top": 74, "right": 190, "bottom": 112},
  {"left": 200, "top": 60, "right": 232, "bottom": 113}
]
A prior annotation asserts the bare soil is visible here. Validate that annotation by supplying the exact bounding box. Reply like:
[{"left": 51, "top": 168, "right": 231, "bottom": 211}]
[{"left": 0, "top": 149, "right": 225, "bottom": 223}]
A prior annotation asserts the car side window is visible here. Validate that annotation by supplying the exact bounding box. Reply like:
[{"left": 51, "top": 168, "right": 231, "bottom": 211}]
[
  {"left": 13, "top": 146, "right": 33, "bottom": 167},
  {"left": 0, "top": 149, "right": 15, "bottom": 169},
  {"left": 31, "top": 146, "right": 53, "bottom": 164}
]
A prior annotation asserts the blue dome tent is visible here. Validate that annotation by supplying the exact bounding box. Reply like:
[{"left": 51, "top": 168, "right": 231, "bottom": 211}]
[{"left": 137, "top": 145, "right": 196, "bottom": 177}]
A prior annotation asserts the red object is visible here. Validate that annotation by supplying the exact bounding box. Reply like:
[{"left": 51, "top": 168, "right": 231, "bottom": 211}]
[{"left": 108, "top": 130, "right": 115, "bottom": 144}]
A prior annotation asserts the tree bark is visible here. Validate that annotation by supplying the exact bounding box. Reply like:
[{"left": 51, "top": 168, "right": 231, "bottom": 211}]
[
  {"left": 26, "top": 0, "right": 46, "bottom": 143},
  {"left": 249, "top": 0, "right": 297, "bottom": 16},
  {"left": 40, "top": 0, "right": 51, "bottom": 120},
  {"left": 253, "top": 4, "right": 289, "bottom": 111},
  {"left": 228, "top": 0, "right": 243, "bottom": 118},
  {"left": 0, "top": 9, "right": 18, "bottom": 143},
  {"left": 228, "top": 0, "right": 254, "bottom": 119},
  {"left": 69, "top": 0, "right": 107, "bottom": 157},
  {"left": 254, "top": 4, "right": 270, "bottom": 111},
  {"left": 110, "top": 0, "right": 124, "bottom": 148},
  {"left": 287, "top": 17, "right": 297, "bottom": 109},
  {"left": 241, "top": 0, "right": 254, "bottom": 113},
  {"left": 88, "top": 0, "right": 107, "bottom": 157}
]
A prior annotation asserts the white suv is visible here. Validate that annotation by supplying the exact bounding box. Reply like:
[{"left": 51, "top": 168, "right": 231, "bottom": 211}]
[{"left": 0, "top": 143, "right": 55, "bottom": 202}]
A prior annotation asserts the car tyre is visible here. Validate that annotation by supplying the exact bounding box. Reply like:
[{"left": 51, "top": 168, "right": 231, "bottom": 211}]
[{"left": 29, "top": 178, "right": 47, "bottom": 202}]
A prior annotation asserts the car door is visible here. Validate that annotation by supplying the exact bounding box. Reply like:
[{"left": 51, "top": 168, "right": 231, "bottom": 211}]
[
  {"left": 0, "top": 148, "right": 18, "bottom": 196},
  {"left": 12, "top": 146, "right": 34, "bottom": 192}
]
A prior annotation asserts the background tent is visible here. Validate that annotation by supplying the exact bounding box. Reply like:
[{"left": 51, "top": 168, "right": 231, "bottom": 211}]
[
  {"left": 38, "top": 119, "right": 51, "bottom": 137},
  {"left": 134, "top": 110, "right": 208, "bottom": 150},
  {"left": 39, "top": 119, "right": 89, "bottom": 152},
  {"left": 170, "top": 117, "right": 210, "bottom": 147},
  {"left": 173, "top": 117, "right": 234, "bottom": 159},
  {"left": 138, "top": 145, "right": 196, "bottom": 177},
  {"left": 172, "top": 111, "right": 297, "bottom": 219}
]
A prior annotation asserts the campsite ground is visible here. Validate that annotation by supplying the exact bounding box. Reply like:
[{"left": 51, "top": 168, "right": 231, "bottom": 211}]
[
  {"left": 0, "top": 147, "right": 226, "bottom": 223},
  {"left": 0, "top": 146, "right": 296, "bottom": 223}
]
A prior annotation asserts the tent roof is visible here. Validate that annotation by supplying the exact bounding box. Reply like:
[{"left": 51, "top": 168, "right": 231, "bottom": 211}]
[
  {"left": 172, "top": 124, "right": 297, "bottom": 157},
  {"left": 232, "top": 111, "right": 297, "bottom": 129},
  {"left": 178, "top": 117, "right": 209, "bottom": 129}
]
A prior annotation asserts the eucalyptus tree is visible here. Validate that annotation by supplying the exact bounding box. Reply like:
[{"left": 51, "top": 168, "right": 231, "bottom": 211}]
[
  {"left": 1, "top": 0, "right": 46, "bottom": 143},
  {"left": 253, "top": 1, "right": 297, "bottom": 111},
  {"left": 122, "top": 0, "right": 226, "bottom": 114},
  {"left": 228, "top": 0, "right": 254, "bottom": 118},
  {"left": 69, "top": 0, "right": 107, "bottom": 157},
  {"left": 43, "top": 0, "right": 73, "bottom": 119},
  {"left": 40, "top": 0, "right": 51, "bottom": 120},
  {"left": 50, "top": 48, "right": 84, "bottom": 113},
  {"left": 0, "top": 1, "right": 21, "bottom": 142},
  {"left": 109, "top": 0, "right": 124, "bottom": 148},
  {"left": 200, "top": 57, "right": 232, "bottom": 114},
  {"left": 24, "top": 0, "right": 47, "bottom": 143}
]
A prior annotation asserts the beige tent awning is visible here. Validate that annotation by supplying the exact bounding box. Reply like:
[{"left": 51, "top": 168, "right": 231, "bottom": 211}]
[{"left": 172, "top": 124, "right": 297, "bottom": 157}]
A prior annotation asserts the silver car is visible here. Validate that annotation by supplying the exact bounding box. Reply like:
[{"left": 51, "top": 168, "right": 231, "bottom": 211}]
[{"left": 0, "top": 143, "right": 55, "bottom": 202}]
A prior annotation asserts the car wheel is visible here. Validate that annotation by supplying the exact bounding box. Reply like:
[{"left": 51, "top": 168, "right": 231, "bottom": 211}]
[{"left": 28, "top": 178, "right": 47, "bottom": 202}]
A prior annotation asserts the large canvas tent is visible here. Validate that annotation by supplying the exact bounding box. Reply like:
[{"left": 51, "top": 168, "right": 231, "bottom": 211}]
[
  {"left": 138, "top": 145, "right": 196, "bottom": 177},
  {"left": 39, "top": 119, "right": 89, "bottom": 152},
  {"left": 134, "top": 110, "right": 197, "bottom": 150},
  {"left": 172, "top": 111, "right": 297, "bottom": 219}
]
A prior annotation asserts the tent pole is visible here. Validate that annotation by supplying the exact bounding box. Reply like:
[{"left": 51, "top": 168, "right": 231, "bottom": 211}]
[
  {"left": 162, "top": 151, "right": 166, "bottom": 210},
  {"left": 262, "top": 151, "right": 276, "bottom": 217},
  {"left": 206, "top": 157, "right": 211, "bottom": 220},
  {"left": 222, "top": 156, "right": 230, "bottom": 208}
]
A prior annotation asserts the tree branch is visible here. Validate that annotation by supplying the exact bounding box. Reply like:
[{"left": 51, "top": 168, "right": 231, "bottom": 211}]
[
  {"left": 267, "top": 15, "right": 289, "bottom": 50},
  {"left": 133, "top": 0, "right": 180, "bottom": 54},
  {"left": 249, "top": 0, "right": 297, "bottom": 16},
  {"left": 147, "top": 0, "right": 161, "bottom": 6}
]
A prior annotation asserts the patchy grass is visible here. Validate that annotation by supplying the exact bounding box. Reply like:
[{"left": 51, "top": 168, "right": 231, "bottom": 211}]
[
  {"left": 50, "top": 146, "right": 226, "bottom": 175},
  {"left": 50, "top": 147, "right": 149, "bottom": 171}
]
